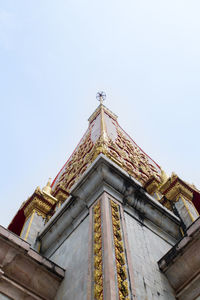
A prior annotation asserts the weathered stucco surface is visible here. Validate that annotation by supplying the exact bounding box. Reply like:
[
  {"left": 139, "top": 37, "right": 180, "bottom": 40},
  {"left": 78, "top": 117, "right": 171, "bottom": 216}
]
[
  {"left": 21, "top": 212, "right": 45, "bottom": 245},
  {"left": 38, "top": 156, "right": 181, "bottom": 300},
  {"left": 0, "top": 226, "right": 64, "bottom": 300},
  {"left": 159, "top": 217, "right": 200, "bottom": 300},
  {"left": 50, "top": 216, "right": 89, "bottom": 300},
  {"left": 125, "top": 212, "right": 176, "bottom": 300}
]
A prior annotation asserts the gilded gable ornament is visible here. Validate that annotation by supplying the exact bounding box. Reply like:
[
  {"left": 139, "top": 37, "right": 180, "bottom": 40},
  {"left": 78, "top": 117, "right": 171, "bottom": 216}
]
[{"left": 52, "top": 101, "right": 161, "bottom": 201}]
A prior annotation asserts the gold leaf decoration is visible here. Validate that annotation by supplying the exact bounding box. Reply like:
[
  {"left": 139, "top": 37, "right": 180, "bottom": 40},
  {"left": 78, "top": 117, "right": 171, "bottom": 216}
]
[
  {"left": 110, "top": 200, "right": 130, "bottom": 300},
  {"left": 93, "top": 200, "right": 103, "bottom": 300}
]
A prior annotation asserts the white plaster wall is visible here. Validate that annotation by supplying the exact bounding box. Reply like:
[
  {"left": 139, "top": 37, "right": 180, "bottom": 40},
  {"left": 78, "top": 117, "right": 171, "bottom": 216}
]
[
  {"left": 105, "top": 113, "right": 117, "bottom": 141},
  {"left": 27, "top": 213, "right": 44, "bottom": 245},
  {"left": 175, "top": 197, "right": 198, "bottom": 228},
  {"left": 50, "top": 216, "right": 89, "bottom": 300},
  {"left": 20, "top": 214, "right": 31, "bottom": 239},
  {"left": 91, "top": 114, "right": 101, "bottom": 142},
  {"left": 125, "top": 213, "right": 176, "bottom": 300},
  {"left": 20, "top": 212, "right": 45, "bottom": 245}
]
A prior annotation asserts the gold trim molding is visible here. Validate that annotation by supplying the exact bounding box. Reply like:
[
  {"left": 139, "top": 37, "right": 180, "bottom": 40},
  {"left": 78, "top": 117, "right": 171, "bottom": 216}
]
[
  {"left": 24, "top": 210, "right": 35, "bottom": 241},
  {"left": 52, "top": 105, "right": 162, "bottom": 201},
  {"left": 93, "top": 200, "right": 103, "bottom": 300},
  {"left": 144, "top": 176, "right": 161, "bottom": 195},
  {"left": 110, "top": 200, "right": 130, "bottom": 300},
  {"left": 159, "top": 176, "right": 193, "bottom": 202},
  {"left": 24, "top": 197, "right": 51, "bottom": 219},
  {"left": 23, "top": 185, "right": 58, "bottom": 221}
]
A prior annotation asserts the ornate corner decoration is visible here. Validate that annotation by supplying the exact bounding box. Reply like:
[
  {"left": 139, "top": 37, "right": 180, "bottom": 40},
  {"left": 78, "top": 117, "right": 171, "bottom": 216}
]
[
  {"left": 24, "top": 197, "right": 51, "bottom": 220},
  {"left": 93, "top": 200, "right": 103, "bottom": 300},
  {"left": 23, "top": 187, "right": 58, "bottom": 221},
  {"left": 53, "top": 186, "right": 69, "bottom": 203},
  {"left": 52, "top": 106, "right": 162, "bottom": 205},
  {"left": 110, "top": 200, "right": 130, "bottom": 300},
  {"left": 52, "top": 130, "right": 95, "bottom": 198},
  {"left": 159, "top": 175, "right": 193, "bottom": 202},
  {"left": 144, "top": 176, "right": 161, "bottom": 195}
]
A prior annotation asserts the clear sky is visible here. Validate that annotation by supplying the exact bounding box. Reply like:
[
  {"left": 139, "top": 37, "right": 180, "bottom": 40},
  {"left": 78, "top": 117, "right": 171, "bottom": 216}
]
[{"left": 0, "top": 1, "right": 200, "bottom": 227}]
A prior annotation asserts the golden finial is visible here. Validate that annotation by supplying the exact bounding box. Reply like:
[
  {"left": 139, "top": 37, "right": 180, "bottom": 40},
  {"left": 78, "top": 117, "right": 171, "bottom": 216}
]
[
  {"left": 160, "top": 169, "right": 168, "bottom": 184},
  {"left": 42, "top": 177, "right": 52, "bottom": 195},
  {"left": 96, "top": 91, "right": 106, "bottom": 105}
]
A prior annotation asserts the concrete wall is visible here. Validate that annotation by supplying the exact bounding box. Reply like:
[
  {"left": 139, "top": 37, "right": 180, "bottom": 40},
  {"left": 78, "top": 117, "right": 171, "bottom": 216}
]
[
  {"left": 159, "top": 217, "right": 200, "bottom": 300},
  {"left": 27, "top": 212, "right": 44, "bottom": 245},
  {"left": 125, "top": 212, "right": 176, "bottom": 300},
  {"left": 50, "top": 216, "right": 89, "bottom": 300},
  {"left": 20, "top": 214, "right": 32, "bottom": 239},
  {"left": 37, "top": 157, "right": 181, "bottom": 300},
  {"left": 175, "top": 196, "right": 199, "bottom": 228},
  {"left": 21, "top": 211, "right": 45, "bottom": 245}
]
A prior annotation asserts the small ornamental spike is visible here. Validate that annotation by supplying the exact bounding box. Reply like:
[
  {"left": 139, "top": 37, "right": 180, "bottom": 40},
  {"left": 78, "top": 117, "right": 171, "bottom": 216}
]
[
  {"left": 47, "top": 177, "right": 52, "bottom": 187},
  {"left": 42, "top": 178, "right": 52, "bottom": 195},
  {"left": 96, "top": 91, "right": 106, "bottom": 105}
]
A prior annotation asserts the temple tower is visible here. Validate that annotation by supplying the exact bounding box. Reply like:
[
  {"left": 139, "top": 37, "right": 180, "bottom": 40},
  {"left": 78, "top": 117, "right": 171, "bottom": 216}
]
[{"left": 4, "top": 94, "right": 200, "bottom": 300}]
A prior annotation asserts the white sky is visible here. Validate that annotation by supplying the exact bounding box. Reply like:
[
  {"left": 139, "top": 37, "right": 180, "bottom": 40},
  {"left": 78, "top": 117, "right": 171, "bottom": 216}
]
[{"left": 0, "top": 1, "right": 200, "bottom": 227}]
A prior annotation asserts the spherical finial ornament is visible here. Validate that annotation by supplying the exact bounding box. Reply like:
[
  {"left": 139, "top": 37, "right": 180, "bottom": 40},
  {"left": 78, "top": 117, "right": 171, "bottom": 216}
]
[{"left": 96, "top": 91, "right": 106, "bottom": 105}]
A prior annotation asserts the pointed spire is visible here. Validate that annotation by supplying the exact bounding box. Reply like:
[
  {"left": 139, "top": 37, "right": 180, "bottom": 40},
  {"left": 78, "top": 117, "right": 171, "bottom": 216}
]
[
  {"left": 88, "top": 92, "right": 117, "bottom": 124},
  {"left": 98, "top": 92, "right": 108, "bottom": 142},
  {"left": 51, "top": 95, "right": 161, "bottom": 198},
  {"left": 93, "top": 91, "right": 109, "bottom": 158},
  {"left": 42, "top": 178, "right": 52, "bottom": 195}
]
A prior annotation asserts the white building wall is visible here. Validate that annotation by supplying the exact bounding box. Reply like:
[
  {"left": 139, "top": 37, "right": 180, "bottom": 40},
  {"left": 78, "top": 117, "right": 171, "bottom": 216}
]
[
  {"left": 50, "top": 216, "right": 89, "bottom": 300},
  {"left": 125, "top": 212, "right": 176, "bottom": 300}
]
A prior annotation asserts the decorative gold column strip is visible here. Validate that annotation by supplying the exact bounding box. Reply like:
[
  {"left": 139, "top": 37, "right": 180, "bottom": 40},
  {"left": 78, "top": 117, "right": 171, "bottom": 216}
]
[
  {"left": 180, "top": 196, "right": 195, "bottom": 222},
  {"left": 110, "top": 200, "right": 130, "bottom": 300},
  {"left": 93, "top": 200, "right": 103, "bottom": 300},
  {"left": 24, "top": 210, "right": 35, "bottom": 241}
]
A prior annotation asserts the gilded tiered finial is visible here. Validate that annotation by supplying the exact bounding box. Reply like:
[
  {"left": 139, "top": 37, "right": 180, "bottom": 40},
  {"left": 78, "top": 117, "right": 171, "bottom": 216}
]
[
  {"left": 42, "top": 178, "right": 52, "bottom": 195},
  {"left": 96, "top": 91, "right": 106, "bottom": 105}
]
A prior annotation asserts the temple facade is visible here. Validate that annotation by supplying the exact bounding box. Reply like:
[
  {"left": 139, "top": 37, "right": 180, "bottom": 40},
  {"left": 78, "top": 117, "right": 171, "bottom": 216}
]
[{"left": 1, "top": 96, "right": 200, "bottom": 300}]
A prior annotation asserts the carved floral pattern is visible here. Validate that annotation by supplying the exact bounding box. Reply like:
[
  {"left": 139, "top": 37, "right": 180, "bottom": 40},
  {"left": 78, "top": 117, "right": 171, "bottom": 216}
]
[
  {"left": 55, "top": 131, "right": 95, "bottom": 194},
  {"left": 52, "top": 108, "right": 161, "bottom": 199},
  {"left": 110, "top": 200, "right": 130, "bottom": 300},
  {"left": 106, "top": 128, "right": 160, "bottom": 184},
  {"left": 93, "top": 200, "right": 103, "bottom": 300}
]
